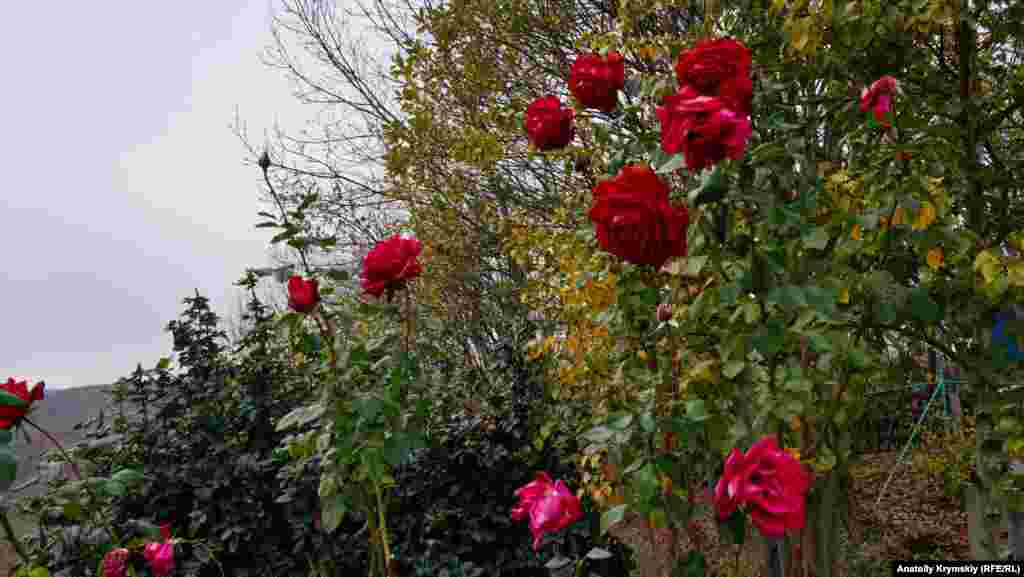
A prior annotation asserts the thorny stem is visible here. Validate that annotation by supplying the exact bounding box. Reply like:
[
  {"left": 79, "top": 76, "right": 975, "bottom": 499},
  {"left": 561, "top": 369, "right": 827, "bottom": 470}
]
[
  {"left": 23, "top": 418, "right": 81, "bottom": 481},
  {"left": 22, "top": 418, "right": 122, "bottom": 545}
]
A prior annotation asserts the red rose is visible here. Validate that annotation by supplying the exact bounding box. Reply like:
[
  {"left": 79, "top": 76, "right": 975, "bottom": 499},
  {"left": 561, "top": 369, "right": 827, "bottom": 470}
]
[
  {"left": 360, "top": 234, "right": 423, "bottom": 298},
  {"left": 674, "top": 38, "right": 752, "bottom": 114},
  {"left": 511, "top": 472, "right": 583, "bottom": 551},
  {"left": 713, "top": 436, "right": 813, "bottom": 538},
  {"left": 657, "top": 93, "right": 752, "bottom": 172},
  {"left": 524, "top": 96, "right": 575, "bottom": 150},
  {"left": 860, "top": 75, "right": 898, "bottom": 127},
  {"left": 568, "top": 52, "right": 626, "bottom": 113},
  {"left": 0, "top": 377, "right": 44, "bottom": 429},
  {"left": 588, "top": 165, "right": 689, "bottom": 268},
  {"left": 287, "top": 276, "right": 320, "bottom": 314},
  {"left": 102, "top": 548, "right": 130, "bottom": 577}
]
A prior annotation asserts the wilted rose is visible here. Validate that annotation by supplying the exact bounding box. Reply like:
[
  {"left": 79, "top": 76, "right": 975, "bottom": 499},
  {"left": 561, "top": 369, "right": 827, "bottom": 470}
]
[
  {"left": 568, "top": 52, "right": 626, "bottom": 113},
  {"left": 524, "top": 95, "right": 575, "bottom": 150}
]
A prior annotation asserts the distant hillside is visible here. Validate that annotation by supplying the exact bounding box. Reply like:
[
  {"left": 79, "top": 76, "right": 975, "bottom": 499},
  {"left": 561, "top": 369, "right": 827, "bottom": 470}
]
[{"left": 9, "top": 384, "right": 115, "bottom": 501}]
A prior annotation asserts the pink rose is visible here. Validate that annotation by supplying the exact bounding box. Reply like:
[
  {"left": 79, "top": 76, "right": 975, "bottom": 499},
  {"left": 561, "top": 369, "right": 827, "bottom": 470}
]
[
  {"left": 524, "top": 96, "right": 575, "bottom": 150},
  {"left": 860, "top": 76, "right": 898, "bottom": 127},
  {"left": 511, "top": 472, "right": 583, "bottom": 551},
  {"left": 143, "top": 541, "right": 175, "bottom": 577},
  {"left": 713, "top": 436, "right": 813, "bottom": 538},
  {"left": 287, "top": 276, "right": 320, "bottom": 314},
  {"left": 568, "top": 52, "right": 626, "bottom": 113},
  {"left": 656, "top": 93, "right": 752, "bottom": 172},
  {"left": 102, "top": 548, "right": 130, "bottom": 577},
  {"left": 360, "top": 235, "right": 423, "bottom": 298},
  {"left": 588, "top": 165, "right": 689, "bottom": 268},
  {"left": 674, "top": 37, "right": 753, "bottom": 114}
]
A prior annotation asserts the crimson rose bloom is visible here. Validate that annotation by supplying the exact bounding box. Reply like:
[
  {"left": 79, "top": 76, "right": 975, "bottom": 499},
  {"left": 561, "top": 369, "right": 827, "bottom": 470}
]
[
  {"left": 361, "top": 234, "right": 423, "bottom": 298},
  {"left": 860, "top": 75, "right": 898, "bottom": 127},
  {"left": 0, "top": 377, "right": 44, "bottom": 429},
  {"left": 674, "top": 37, "right": 752, "bottom": 114},
  {"left": 102, "top": 548, "right": 130, "bottom": 577},
  {"left": 656, "top": 92, "right": 752, "bottom": 171},
  {"left": 588, "top": 165, "right": 689, "bottom": 268},
  {"left": 568, "top": 52, "right": 625, "bottom": 113},
  {"left": 511, "top": 471, "right": 583, "bottom": 551},
  {"left": 524, "top": 95, "right": 575, "bottom": 150},
  {"left": 287, "top": 276, "right": 320, "bottom": 314},
  {"left": 713, "top": 436, "right": 814, "bottom": 538}
]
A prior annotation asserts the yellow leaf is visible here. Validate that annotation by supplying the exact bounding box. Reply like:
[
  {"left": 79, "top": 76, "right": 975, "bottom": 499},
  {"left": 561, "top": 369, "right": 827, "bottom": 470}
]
[
  {"left": 891, "top": 207, "right": 907, "bottom": 226},
  {"left": 913, "top": 202, "right": 937, "bottom": 230},
  {"left": 1009, "top": 262, "right": 1024, "bottom": 287},
  {"left": 927, "top": 247, "right": 944, "bottom": 270},
  {"left": 974, "top": 250, "right": 1002, "bottom": 285},
  {"left": 850, "top": 224, "right": 862, "bottom": 240},
  {"left": 839, "top": 287, "right": 850, "bottom": 304}
]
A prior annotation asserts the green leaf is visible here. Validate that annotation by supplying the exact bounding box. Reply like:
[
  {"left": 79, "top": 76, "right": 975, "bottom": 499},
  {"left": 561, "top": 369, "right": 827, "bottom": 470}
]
[
  {"left": 254, "top": 221, "right": 279, "bottom": 229},
  {"left": 586, "top": 547, "right": 613, "bottom": 560},
  {"left": 751, "top": 319, "right": 786, "bottom": 356},
  {"left": 686, "top": 399, "right": 708, "bottom": 422},
  {"left": 674, "top": 550, "right": 707, "bottom": 577},
  {"left": 156, "top": 357, "right": 172, "bottom": 371},
  {"left": 723, "top": 361, "right": 745, "bottom": 379},
  {"left": 656, "top": 153, "right": 687, "bottom": 174},
  {"left": 103, "top": 480, "right": 127, "bottom": 497},
  {"left": 62, "top": 501, "right": 83, "bottom": 522},
  {"left": 0, "top": 447, "right": 17, "bottom": 490},
  {"left": 600, "top": 504, "right": 628, "bottom": 535},
  {"left": 721, "top": 509, "right": 746, "bottom": 545},
  {"left": 0, "top": 390, "right": 28, "bottom": 409},
  {"left": 275, "top": 403, "right": 326, "bottom": 432},
  {"left": 111, "top": 468, "right": 145, "bottom": 486},
  {"left": 326, "top": 269, "right": 351, "bottom": 282},
  {"left": 0, "top": 429, "right": 13, "bottom": 446},
  {"left": 908, "top": 288, "right": 941, "bottom": 323},
  {"left": 803, "top": 227, "right": 829, "bottom": 250},
  {"left": 639, "top": 412, "right": 656, "bottom": 433},
  {"left": 321, "top": 495, "right": 349, "bottom": 533},
  {"left": 608, "top": 413, "right": 634, "bottom": 430}
]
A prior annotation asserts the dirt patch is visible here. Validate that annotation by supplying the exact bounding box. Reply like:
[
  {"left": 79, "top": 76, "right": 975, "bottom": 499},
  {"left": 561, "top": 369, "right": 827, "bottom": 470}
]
[{"left": 0, "top": 542, "right": 18, "bottom": 577}]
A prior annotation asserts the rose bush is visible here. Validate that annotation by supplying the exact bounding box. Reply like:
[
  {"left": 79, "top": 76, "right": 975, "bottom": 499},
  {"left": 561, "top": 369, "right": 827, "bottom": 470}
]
[
  {"left": 588, "top": 164, "right": 689, "bottom": 268},
  {"left": 524, "top": 95, "right": 575, "bottom": 151}
]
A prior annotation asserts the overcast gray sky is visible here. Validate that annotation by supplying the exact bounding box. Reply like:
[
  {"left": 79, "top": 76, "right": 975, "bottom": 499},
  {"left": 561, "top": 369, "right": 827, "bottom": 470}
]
[{"left": 1, "top": 2, "right": 318, "bottom": 388}]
